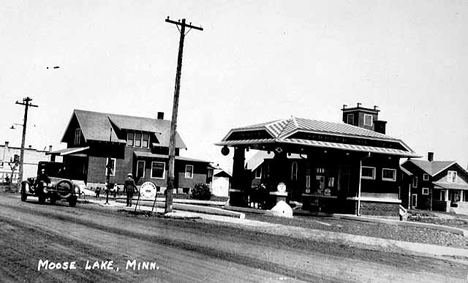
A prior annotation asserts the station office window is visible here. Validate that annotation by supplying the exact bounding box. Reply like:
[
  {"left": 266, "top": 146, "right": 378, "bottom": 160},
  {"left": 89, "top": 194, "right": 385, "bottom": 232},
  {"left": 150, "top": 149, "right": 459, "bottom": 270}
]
[
  {"left": 151, "top": 162, "right": 165, "bottom": 179},
  {"left": 255, "top": 167, "right": 262, "bottom": 179},
  {"left": 361, "top": 166, "right": 376, "bottom": 180},
  {"left": 185, "top": 165, "right": 194, "bottom": 179},
  {"left": 382, "top": 168, "right": 396, "bottom": 181}
]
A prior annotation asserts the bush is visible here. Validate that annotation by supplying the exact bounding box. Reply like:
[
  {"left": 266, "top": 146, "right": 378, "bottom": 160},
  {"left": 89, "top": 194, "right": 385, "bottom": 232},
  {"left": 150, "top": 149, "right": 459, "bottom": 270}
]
[{"left": 191, "top": 183, "right": 211, "bottom": 200}]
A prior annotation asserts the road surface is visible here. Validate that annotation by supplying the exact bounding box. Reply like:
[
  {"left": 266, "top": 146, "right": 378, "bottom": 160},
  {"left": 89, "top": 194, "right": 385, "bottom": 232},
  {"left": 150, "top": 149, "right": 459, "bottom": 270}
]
[{"left": 0, "top": 193, "right": 466, "bottom": 282}]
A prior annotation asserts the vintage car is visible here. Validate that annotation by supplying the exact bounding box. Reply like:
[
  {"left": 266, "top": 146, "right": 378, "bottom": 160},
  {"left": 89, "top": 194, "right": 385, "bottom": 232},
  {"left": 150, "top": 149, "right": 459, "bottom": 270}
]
[{"left": 20, "top": 161, "right": 80, "bottom": 206}]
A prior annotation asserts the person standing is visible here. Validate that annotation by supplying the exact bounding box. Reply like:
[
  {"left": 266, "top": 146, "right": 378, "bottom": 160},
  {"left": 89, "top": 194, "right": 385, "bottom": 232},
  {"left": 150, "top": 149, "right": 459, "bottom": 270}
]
[{"left": 124, "top": 173, "right": 137, "bottom": 207}]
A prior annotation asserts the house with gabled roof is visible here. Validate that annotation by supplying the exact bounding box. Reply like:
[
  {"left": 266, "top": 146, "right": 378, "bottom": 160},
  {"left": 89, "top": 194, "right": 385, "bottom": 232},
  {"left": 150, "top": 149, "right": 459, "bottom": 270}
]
[
  {"left": 49, "top": 109, "right": 210, "bottom": 192},
  {"left": 216, "top": 104, "right": 420, "bottom": 217},
  {"left": 401, "top": 152, "right": 468, "bottom": 212}
]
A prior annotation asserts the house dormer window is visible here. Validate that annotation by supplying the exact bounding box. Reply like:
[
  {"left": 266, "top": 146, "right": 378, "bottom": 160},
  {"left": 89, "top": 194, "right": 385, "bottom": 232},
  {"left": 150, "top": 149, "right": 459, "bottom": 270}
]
[
  {"left": 364, "top": 114, "right": 373, "bottom": 126},
  {"left": 142, "top": 133, "right": 149, "bottom": 148},
  {"left": 127, "top": 132, "right": 134, "bottom": 147},
  {"left": 347, "top": 114, "right": 354, "bottom": 125},
  {"left": 74, "top": 128, "right": 82, "bottom": 145},
  {"left": 135, "top": 133, "right": 142, "bottom": 147},
  {"left": 447, "top": 171, "right": 457, "bottom": 183}
]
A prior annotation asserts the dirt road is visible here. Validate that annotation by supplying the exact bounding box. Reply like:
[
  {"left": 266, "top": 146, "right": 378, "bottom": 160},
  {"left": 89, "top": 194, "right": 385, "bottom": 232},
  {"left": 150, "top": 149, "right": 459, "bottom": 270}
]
[{"left": 0, "top": 193, "right": 466, "bottom": 282}]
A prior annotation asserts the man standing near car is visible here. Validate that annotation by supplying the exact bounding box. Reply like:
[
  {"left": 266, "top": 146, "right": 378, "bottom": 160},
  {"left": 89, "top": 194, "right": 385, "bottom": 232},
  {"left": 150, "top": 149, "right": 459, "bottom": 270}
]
[{"left": 124, "top": 173, "right": 137, "bottom": 207}]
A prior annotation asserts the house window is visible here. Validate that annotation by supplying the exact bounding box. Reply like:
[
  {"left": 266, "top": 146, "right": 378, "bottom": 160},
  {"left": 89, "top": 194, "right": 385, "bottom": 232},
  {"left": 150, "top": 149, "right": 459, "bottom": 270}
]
[
  {"left": 316, "top": 167, "right": 326, "bottom": 174},
  {"left": 422, "top": 188, "right": 429, "bottom": 195},
  {"left": 412, "top": 176, "right": 418, "bottom": 188},
  {"left": 185, "top": 165, "right": 194, "bottom": 179},
  {"left": 347, "top": 114, "right": 354, "bottom": 125},
  {"left": 440, "top": 190, "right": 446, "bottom": 201},
  {"left": 136, "top": 160, "right": 145, "bottom": 178},
  {"left": 127, "top": 132, "right": 134, "bottom": 147},
  {"left": 423, "top": 174, "right": 429, "bottom": 181},
  {"left": 74, "top": 128, "right": 82, "bottom": 145},
  {"left": 135, "top": 133, "right": 142, "bottom": 147},
  {"left": 364, "top": 114, "right": 373, "bottom": 126},
  {"left": 361, "top": 166, "right": 376, "bottom": 180},
  {"left": 255, "top": 167, "right": 262, "bottom": 179},
  {"left": 151, "top": 162, "right": 165, "bottom": 179},
  {"left": 447, "top": 171, "right": 457, "bottom": 183},
  {"left": 382, "top": 168, "right": 396, "bottom": 181},
  {"left": 106, "top": 158, "right": 116, "bottom": 177},
  {"left": 142, "top": 133, "right": 149, "bottom": 148},
  {"left": 291, "top": 161, "right": 298, "bottom": 181}
]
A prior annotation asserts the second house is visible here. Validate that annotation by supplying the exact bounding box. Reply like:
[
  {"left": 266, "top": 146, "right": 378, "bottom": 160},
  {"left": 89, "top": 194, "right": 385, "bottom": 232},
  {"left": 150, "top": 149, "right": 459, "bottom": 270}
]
[{"left": 49, "top": 109, "right": 210, "bottom": 192}]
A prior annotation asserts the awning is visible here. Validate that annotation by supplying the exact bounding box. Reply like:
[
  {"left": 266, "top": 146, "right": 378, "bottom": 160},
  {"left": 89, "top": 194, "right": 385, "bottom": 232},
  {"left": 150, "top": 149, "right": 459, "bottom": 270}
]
[
  {"left": 47, "top": 147, "right": 90, "bottom": 156},
  {"left": 433, "top": 181, "right": 468, "bottom": 191},
  {"left": 134, "top": 151, "right": 211, "bottom": 163},
  {"left": 215, "top": 138, "right": 419, "bottom": 158}
]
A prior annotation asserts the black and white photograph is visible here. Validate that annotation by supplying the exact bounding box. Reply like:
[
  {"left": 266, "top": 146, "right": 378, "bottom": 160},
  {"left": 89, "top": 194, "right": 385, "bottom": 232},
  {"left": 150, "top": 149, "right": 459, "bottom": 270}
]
[{"left": 0, "top": 1, "right": 467, "bottom": 282}]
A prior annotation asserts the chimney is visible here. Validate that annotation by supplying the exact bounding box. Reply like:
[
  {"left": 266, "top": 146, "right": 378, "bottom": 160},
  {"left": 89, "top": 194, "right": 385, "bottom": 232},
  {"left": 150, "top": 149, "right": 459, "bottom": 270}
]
[
  {"left": 157, "top": 112, "right": 164, "bottom": 120},
  {"left": 428, "top": 152, "right": 434, "bottom": 162},
  {"left": 5, "top": 141, "right": 9, "bottom": 148},
  {"left": 374, "top": 120, "right": 387, "bottom": 135},
  {"left": 49, "top": 145, "right": 53, "bottom": 152},
  {"left": 28, "top": 145, "right": 32, "bottom": 149}
]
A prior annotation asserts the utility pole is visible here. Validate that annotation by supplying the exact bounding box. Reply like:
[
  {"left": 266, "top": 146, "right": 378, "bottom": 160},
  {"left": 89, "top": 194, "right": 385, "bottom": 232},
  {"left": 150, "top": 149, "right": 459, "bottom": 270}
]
[
  {"left": 15, "top": 97, "right": 38, "bottom": 185},
  {"left": 165, "top": 17, "right": 203, "bottom": 213}
]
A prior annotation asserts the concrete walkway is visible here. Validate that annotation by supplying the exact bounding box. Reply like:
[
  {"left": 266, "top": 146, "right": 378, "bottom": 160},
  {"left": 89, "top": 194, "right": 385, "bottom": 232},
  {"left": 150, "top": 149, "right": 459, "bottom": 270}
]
[{"left": 79, "top": 197, "right": 468, "bottom": 264}]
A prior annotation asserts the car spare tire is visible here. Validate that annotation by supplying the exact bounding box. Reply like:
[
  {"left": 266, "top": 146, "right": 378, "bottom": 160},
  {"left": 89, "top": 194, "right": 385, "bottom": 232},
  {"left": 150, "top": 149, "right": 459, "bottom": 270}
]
[{"left": 55, "top": 179, "right": 74, "bottom": 199}]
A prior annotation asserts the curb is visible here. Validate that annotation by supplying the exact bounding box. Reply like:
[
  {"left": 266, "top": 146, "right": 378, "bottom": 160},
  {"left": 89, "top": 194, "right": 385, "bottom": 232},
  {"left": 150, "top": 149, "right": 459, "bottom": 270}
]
[{"left": 335, "top": 214, "right": 468, "bottom": 237}]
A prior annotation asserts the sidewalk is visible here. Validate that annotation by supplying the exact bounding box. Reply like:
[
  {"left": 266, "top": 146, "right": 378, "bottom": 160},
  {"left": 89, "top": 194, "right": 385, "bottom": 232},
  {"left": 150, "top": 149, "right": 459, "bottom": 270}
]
[{"left": 80, "top": 197, "right": 468, "bottom": 263}]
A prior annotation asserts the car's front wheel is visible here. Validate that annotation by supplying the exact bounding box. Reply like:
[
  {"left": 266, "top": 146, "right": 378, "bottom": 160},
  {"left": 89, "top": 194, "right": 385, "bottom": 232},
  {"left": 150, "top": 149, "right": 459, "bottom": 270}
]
[
  {"left": 38, "top": 194, "right": 46, "bottom": 204},
  {"left": 20, "top": 182, "right": 29, "bottom": 202}
]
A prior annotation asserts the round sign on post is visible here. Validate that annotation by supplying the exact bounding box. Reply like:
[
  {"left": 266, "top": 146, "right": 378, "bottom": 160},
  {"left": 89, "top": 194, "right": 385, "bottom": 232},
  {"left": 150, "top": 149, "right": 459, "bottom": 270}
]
[
  {"left": 277, "top": 182, "right": 287, "bottom": 193},
  {"left": 140, "top": 182, "right": 157, "bottom": 199}
]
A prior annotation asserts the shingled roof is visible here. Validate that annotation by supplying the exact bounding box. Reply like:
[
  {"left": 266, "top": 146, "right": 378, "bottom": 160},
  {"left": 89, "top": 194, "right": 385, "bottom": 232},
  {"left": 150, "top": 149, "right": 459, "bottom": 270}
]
[
  {"left": 217, "top": 116, "right": 419, "bottom": 158},
  {"left": 405, "top": 159, "right": 458, "bottom": 176},
  {"left": 63, "top": 109, "right": 186, "bottom": 148}
]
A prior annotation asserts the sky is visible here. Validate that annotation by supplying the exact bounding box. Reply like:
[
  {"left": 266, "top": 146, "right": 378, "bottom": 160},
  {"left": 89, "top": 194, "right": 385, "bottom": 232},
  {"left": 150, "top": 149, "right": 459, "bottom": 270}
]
[{"left": 1, "top": 0, "right": 467, "bottom": 172}]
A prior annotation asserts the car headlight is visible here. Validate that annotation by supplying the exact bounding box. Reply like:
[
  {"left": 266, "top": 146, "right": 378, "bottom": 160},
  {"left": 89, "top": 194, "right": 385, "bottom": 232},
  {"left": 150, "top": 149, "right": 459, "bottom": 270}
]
[
  {"left": 43, "top": 187, "right": 48, "bottom": 193},
  {"left": 74, "top": 185, "right": 80, "bottom": 194}
]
